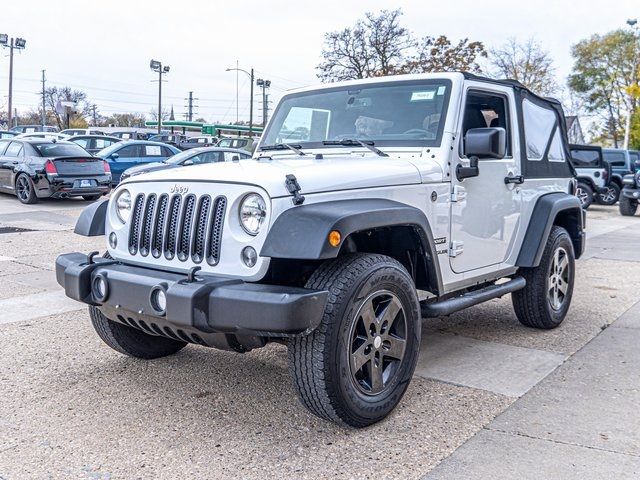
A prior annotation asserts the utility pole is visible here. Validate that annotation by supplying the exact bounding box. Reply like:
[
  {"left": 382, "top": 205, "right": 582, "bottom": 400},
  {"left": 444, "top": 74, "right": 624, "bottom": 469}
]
[
  {"left": 41, "top": 69, "right": 46, "bottom": 128},
  {"left": 0, "top": 35, "right": 27, "bottom": 129},
  {"left": 624, "top": 18, "right": 639, "bottom": 150},
  {"left": 184, "top": 91, "right": 198, "bottom": 122},
  {"left": 92, "top": 104, "right": 97, "bottom": 126},
  {"left": 150, "top": 60, "right": 170, "bottom": 134},
  {"left": 256, "top": 78, "right": 271, "bottom": 127}
]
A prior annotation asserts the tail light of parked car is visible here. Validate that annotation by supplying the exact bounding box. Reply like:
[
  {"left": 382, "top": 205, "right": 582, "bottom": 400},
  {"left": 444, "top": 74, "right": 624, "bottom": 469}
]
[
  {"left": 103, "top": 160, "right": 111, "bottom": 173},
  {"left": 44, "top": 159, "right": 57, "bottom": 174}
]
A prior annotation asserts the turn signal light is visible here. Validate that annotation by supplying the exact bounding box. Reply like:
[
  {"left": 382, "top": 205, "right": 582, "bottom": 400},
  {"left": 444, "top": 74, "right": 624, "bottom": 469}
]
[
  {"left": 328, "top": 230, "right": 341, "bottom": 247},
  {"left": 44, "top": 159, "right": 57, "bottom": 174}
]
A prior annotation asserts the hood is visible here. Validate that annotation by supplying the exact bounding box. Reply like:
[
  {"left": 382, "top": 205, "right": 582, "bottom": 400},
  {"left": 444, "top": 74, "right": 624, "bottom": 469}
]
[
  {"left": 123, "top": 162, "right": 171, "bottom": 176},
  {"left": 124, "top": 154, "right": 437, "bottom": 197}
]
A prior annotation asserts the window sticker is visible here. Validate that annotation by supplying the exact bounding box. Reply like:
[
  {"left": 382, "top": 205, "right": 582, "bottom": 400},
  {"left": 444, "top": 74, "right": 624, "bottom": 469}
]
[
  {"left": 145, "top": 145, "right": 161, "bottom": 156},
  {"left": 411, "top": 91, "right": 436, "bottom": 102},
  {"left": 437, "top": 86, "right": 446, "bottom": 96}
]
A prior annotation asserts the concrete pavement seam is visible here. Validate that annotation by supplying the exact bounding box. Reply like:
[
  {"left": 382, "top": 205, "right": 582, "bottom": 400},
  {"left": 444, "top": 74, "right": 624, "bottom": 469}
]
[{"left": 485, "top": 426, "right": 640, "bottom": 459}]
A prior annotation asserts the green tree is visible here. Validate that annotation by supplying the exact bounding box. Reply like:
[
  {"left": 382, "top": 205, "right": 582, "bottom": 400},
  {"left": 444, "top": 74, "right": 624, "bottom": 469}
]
[
  {"left": 568, "top": 29, "right": 639, "bottom": 147},
  {"left": 489, "top": 38, "right": 557, "bottom": 96}
]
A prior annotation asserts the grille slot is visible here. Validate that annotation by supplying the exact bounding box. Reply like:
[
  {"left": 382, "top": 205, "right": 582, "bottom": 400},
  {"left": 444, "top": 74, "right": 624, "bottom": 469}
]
[
  {"left": 192, "top": 196, "right": 211, "bottom": 263},
  {"left": 152, "top": 194, "right": 169, "bottom": 258},
  {"left": 127, "top": 192, "right": 227, "bottom": 266},
  {"left": 139, "top": 194, "right": 156, "bottom": 256},
  {"left": 207, "top": 196, "right": 227, "bottom": 265},
  {"left": 128, "top": 194, "right": 145, "bottom": 254},
  {"left": 177, "top": 195, "right": 197, "bottom": 261},
  {"left": 164, "top": 195, "right": 182, "bottom": 259}
]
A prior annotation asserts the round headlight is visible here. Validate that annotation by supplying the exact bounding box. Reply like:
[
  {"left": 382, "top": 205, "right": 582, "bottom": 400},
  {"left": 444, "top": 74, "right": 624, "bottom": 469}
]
[
  {"left": 239, "top": 193, "right": 267, "bottom": 235},
  {"left": 635, "top": 172, "right": 640, "bottom": 186},
  {"left": 115, "top": 189, "right": 132, "bottom": 223}
]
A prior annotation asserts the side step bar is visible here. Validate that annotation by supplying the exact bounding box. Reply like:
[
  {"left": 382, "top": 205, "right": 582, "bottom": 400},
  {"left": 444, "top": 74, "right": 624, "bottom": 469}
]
[{"left": 421, "top": 277, "right": 526, "bottom": 318}]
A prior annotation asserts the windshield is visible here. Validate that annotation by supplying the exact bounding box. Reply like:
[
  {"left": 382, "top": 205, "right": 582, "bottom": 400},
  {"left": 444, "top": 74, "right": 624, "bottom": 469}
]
[
  {"left": 261, "top": 79, "right": 451, "bottom": 150},
  {"left": 34, "top": 143, "right": 90, "bottom": 157}
]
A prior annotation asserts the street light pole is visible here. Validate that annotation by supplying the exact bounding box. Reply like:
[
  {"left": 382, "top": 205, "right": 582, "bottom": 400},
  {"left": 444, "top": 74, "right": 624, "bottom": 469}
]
[
  {"left": 150, "top": 59, "right": 170, "bottom": 134},
  {"left": 225, "top": 66, "right": 254, "bottom": 135},
  {"left": 0, "top": 35, "right": 26, "bottom": 129},
  {"left": 624, "top": 18, "right": 638, "bottom": 150}
]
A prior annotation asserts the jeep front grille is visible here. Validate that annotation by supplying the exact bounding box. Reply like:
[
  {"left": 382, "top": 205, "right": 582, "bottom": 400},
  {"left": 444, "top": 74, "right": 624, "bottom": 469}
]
[{"left": 128, "top": 193, "right": 227, "bottom": 265}]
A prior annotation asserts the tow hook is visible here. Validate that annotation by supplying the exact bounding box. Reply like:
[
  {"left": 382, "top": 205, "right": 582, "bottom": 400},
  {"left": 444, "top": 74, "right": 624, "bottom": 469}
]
[{"left": 186, "top": 266, "right": 202, "bottom": 283}]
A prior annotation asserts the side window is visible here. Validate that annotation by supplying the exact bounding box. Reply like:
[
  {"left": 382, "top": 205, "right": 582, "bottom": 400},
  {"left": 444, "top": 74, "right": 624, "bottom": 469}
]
[
  {"left": 522, "top": 99, "right": 557, "bottom": 161},
  {"left": 161, "top": 147, "right": 174, "bottom": 157},
  {"left": 117, "top": 145, "right": 140, "bottom": 158},
  {"left": 0, "top": 141, "right": 10, "bottom": 155},
  {"left": 241, "top": 153, "right": 251, "bottom": 159},
  {"left": 74, "top": 138, "right": 90, "bottom": 148},
  {"left": 461, "top": 90, "right": 511, "bottom": 156},
  {"left": 4, "top": 142, "right": 23, "bottom": 157},
  {"left": 223, "top": 152, "right": 240, "bottom": 161},
  {"left": 603, "top": 151, "right": 626, "bottom": 167}
]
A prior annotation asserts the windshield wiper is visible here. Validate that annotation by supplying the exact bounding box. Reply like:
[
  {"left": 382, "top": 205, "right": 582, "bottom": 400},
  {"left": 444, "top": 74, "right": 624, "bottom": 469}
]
[
  {"left": 260, "top": 143, "right": 306, "bottom": 156},
  {"left": 322, "top": 139, "right": 389, "bottom": 157}
]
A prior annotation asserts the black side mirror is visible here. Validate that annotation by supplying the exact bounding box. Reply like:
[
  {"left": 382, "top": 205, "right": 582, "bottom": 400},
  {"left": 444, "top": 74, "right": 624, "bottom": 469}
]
[
  {"left": 457, "top": 127, "right": 507, "bottom": 181},
  {"left": 464, "top": 127, "right": 506, "bottom": 159}
]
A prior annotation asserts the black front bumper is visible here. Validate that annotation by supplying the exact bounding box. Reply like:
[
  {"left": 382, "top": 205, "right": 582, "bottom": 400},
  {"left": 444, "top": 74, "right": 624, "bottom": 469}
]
[
  {"left": 55, "top": 253, "right": 327, "bottom": 338},
  {"left": 622, "top": 187, "right": 640, "bottom": 200}
]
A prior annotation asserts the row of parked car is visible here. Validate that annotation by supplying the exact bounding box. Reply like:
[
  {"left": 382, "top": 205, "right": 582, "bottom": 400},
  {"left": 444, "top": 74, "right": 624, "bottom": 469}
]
[
  {"left": 570, "top": 145, "right": 639, "bottom": 211},
  {"left": 0, "top": 133, "right": 253, "bottom": 204}
]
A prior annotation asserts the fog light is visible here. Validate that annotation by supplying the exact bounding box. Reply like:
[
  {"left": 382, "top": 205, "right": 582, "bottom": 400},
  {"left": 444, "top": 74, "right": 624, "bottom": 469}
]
[
  {"left": 149, "top": 286, "right": 167, "bottom": 315},
  {"left": 241, "top": 246, "right": 258, "bottom": 267},
  {"left": 92, "top": 274, "right": 109, "bottom": 302},
  {"left": 109, "top": 232, "right": 118, "bottom": 249}
]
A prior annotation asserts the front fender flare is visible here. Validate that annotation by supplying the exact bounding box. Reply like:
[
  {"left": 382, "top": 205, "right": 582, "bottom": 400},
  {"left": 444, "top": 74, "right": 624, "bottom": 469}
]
[
  {"left": 74, "top": 199, "right": 108, "bottom": 236},
  {"left": 260, "top": 198, "right": 443, "bottom": 292}
]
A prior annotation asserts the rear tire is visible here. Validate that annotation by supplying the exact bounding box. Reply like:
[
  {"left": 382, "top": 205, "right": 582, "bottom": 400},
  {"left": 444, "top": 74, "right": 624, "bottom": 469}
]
[
  {"left": 619, "top": 195, "right": 638, "bottom": 216},
  {"left": 15, "top": 173, "right": 38, "bottom": 204},
  {"left": 89, "top": 306, "right": 187, "bottom": 359},
  {"left": 512, "top": 226, "right": 575, "bottom": 329},
  {"left": 576, "top": 182, "right": 593, "bottom": 209},
  {"left": 288, "top": 253, "right": 421, "bottom": 428},
  {"left": 597, "top": 183, "right": 620, "bottom": 205}
]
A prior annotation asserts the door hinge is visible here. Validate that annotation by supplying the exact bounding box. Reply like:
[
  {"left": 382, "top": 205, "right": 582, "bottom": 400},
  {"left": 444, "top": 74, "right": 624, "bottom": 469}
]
[
  {"left": 449, "top": 241, "right": 464, "bottom": 257},
  {"left": 450, "top": 185, "right": 466, "bottom": 203}
]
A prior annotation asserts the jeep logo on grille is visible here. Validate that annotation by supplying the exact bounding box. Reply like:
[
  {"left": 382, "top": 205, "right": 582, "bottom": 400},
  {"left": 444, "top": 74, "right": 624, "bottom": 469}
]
[{"left": 170, "top": 184, "right": 189, "bottom": 195}]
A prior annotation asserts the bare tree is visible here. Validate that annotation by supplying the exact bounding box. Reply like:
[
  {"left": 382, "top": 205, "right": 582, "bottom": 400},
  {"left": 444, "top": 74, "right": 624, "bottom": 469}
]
[
  {"left": 489, "top": 38, "right": 558, "bottom": 96},
  {"left": 402, "top": 36, "right": 486, "bottom": 74},
  {"left": 149, "top": 108, "right": 169, "bottom": 122},
  {"left": 44, "top": 86, "right": 91, "bottom": 129},
  {"left": 317, "top": 9, "right": 411, "bottom": 81}
]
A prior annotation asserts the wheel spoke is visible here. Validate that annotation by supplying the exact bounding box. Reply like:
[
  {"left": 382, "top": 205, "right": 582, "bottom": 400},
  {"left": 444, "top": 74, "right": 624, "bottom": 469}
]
[
  {"left": 558, "top": 255, "right": 568, "bottom": 273},
  {"left": 370, "top": 359, "right": 384, "bottom": 391},
  {"left": 360, "top": 300, "right": 376, "bottom": 335},
  {"left": 379, "top": 297, "right": 402, "bottom": 327},
  {"left": 383, "top": 336, "right": 405, "bottom": 360},
  {"left": 553, "top": 288, "right": 560, "bottom": 309},
  {"left": 351, "top": 342, "right": 371, "bottom": 372},
  {"left": 557, "top": 280, "right": 568, "bottom": 295}
]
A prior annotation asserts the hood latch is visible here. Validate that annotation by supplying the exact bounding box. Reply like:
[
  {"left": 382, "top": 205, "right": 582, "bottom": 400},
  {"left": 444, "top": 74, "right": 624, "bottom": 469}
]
[{"left": 285, "top": 174, "right": 305, "bottom": 206}]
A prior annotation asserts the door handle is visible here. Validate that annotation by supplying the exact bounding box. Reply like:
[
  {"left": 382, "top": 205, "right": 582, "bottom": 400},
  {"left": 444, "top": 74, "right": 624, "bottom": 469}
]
[{"left": 504, "top": 175, "right": 524, "bottom": 185}]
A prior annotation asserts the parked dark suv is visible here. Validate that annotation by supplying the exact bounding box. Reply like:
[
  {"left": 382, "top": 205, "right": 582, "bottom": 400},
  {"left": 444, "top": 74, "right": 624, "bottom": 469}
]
[{"left": 0, "top": 139, "right": 111, "bottom": 203}]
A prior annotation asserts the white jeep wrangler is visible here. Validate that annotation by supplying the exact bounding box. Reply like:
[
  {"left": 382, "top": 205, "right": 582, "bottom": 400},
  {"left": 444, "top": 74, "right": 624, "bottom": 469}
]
[{"left": 57, "top": 73, "right": 585, "bottom": 427}]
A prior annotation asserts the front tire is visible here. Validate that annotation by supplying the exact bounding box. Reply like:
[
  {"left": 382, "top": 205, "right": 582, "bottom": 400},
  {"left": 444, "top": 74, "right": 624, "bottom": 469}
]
[
  {"left": 575, "top": 183, "right": 593, "bottom": 209},
  {"left": 15, "top": 173, "right": 38, "bottom": 204},
  {"left": 288, "top": 253, "right": 421, "bottom": 428},
  {"left": 512, "top": 226, "right": 575, "bottom": 329},
  {"left": 89, "top": 306, "right": 187, "bottom": 359},
  {"left": 597, "top": 183, "right": 620, "bottom": 205},
  {"left": 619, "top": 195, "right": 638, "bottom": 216}
]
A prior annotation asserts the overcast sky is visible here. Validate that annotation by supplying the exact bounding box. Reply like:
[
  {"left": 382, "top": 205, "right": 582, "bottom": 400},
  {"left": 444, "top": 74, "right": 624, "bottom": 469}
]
[{"left": 1, "top": 0, "right": 638, "bottom": 124}]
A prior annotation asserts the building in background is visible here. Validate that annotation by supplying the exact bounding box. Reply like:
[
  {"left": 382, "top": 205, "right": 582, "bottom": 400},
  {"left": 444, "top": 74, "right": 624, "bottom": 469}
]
[{"left": 565, "top": 115, "right": 585, "bottom": 145}]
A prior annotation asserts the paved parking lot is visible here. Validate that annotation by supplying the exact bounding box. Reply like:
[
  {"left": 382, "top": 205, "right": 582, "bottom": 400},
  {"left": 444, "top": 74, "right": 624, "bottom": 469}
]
[{"left": 0, "top": 196, "right": 639, "bottom": 479}]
